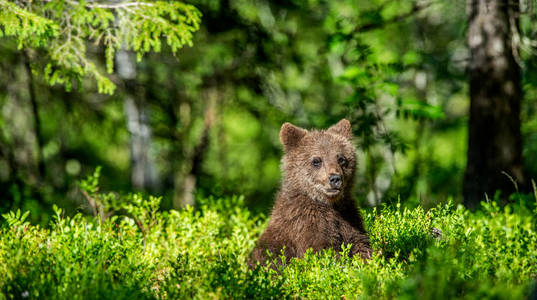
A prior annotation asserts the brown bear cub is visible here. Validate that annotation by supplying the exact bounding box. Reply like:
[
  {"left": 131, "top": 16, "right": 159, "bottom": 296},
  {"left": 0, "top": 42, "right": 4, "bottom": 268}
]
[{"left": 250, "top": 119, "right": 372, "bottom": 267}]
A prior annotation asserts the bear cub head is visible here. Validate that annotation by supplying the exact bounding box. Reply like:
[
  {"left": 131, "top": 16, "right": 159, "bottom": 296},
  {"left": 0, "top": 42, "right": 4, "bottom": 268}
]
[{"left": 279, "top": 119, "right": 356, "bottom": 204}]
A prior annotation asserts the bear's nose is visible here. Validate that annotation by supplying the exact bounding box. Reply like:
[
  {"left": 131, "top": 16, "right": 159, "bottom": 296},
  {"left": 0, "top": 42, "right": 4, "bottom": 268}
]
[{"left": 329, "top": 174, "right": 342, "bottom": 189}]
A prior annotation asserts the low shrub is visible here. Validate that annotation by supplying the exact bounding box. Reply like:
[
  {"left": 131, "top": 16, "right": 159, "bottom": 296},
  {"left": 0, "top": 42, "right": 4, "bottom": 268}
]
[{"left": 0, "top": 173, "right": 536, "bottom": 299}]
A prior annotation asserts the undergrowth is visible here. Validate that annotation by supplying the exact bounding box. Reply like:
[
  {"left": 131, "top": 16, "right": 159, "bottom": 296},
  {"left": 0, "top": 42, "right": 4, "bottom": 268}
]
[{"left": 0, "top": 169, "right": 536, "bottom": 299}]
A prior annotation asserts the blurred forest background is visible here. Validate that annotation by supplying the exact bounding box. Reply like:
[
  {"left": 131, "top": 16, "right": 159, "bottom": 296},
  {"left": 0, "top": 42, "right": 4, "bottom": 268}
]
[{"left": 1, "top": 0, "right": 536, "bottom": 224}]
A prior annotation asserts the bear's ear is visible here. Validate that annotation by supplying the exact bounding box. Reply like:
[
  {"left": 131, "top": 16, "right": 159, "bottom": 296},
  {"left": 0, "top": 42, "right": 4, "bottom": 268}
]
[
  {"left": 280, "top": 122, "right": 307, "bottom": 152},
  {"left": 327, "top": 119, "right": 352, "bottom": 139}
]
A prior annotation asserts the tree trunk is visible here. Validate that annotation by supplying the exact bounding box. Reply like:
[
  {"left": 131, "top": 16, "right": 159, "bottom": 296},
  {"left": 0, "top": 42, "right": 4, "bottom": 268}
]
[
  {"left": 23, "top": 51, "right": 45, "bottom": 179},
  {"left": 116, "top": 50, "right": 160, "bottom": 191},
  {"left": 464, "top": 0, "right": 525, "bottom": 208}
]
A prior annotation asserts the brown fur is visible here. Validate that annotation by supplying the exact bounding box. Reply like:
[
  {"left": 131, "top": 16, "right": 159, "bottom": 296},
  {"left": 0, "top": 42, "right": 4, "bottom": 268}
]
[{"left": 250, "top": 119, "right": 372, "bottom": 267}]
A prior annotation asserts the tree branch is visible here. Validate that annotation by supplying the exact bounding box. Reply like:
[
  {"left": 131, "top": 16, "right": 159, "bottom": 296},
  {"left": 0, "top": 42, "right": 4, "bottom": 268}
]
[
  {"left": 354, "top": 1, "right": 432, "bottom": 33},
  {"left": 77, "top": 1, "right": 154, "bottom": 9},
  {"left": 81, "top": 190, "right": 99, "bottom": 217}
]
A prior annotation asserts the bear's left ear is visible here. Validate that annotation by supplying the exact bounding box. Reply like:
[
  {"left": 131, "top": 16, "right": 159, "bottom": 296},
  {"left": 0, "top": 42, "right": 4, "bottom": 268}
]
[{"left": 327, "top": 119, "right": 352, "bottom": 139}]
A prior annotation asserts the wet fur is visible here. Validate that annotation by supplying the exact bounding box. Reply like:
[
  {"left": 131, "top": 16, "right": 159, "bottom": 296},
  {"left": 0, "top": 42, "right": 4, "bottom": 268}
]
[{"left": 250, "top": 119, "right": 372, "bottom": 267}]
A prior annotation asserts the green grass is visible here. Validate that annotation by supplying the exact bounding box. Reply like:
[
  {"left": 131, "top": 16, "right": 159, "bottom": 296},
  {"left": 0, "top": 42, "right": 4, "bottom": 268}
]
[{"left": 1, "top": 179, "right": 536, "bottom": 299}]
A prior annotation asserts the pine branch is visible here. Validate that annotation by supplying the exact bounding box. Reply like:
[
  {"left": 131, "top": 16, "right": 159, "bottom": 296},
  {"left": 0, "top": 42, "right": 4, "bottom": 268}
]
[
  {"left": 42, "top": 0, "right": 156, "bottom": 9},
  {"left": 1, "top": 0, "right": 201, "bottom": 94}
]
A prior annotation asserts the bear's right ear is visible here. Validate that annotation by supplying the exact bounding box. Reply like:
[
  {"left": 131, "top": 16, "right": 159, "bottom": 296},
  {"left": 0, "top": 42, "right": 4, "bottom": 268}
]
[{"left": 280, "top": 122, "right": 307, "bottom": 152}]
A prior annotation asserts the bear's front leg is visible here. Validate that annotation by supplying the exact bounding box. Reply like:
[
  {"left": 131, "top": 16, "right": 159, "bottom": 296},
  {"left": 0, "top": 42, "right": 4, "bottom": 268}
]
[{"left": 340, "top": 221, "right": 372, "bottom": 260}]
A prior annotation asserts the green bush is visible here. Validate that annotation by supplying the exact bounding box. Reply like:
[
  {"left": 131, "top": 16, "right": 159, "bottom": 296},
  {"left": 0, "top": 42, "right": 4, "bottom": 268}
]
[{"left": 1, "top": 181, "right": 536, "bottom": 299}]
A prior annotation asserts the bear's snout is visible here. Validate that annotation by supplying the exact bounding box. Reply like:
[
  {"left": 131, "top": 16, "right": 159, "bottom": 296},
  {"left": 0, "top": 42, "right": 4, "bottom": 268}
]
[{"left": 328, "top": 174, "right": 342, "bottom": 189}]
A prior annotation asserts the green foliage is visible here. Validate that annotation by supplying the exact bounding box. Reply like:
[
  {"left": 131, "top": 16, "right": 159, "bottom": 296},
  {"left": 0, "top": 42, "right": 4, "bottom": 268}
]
[
  {"left": 366, "top": 201, "right": 434, "bottom": 259},
  {"left": 0, "top": 0, "right": 201, "bottom": 94},
  {"left": 399, "top": 200, "right": 537, "bottom": 299},
  {"left": 1, "top": 181, "right": 536, "bottom": 299},
  {"left": 327, "top": 1, "right": 447, "bottom": 154},
  {"left": 78, "top": 165, "right": 102, "bottom": 195}
]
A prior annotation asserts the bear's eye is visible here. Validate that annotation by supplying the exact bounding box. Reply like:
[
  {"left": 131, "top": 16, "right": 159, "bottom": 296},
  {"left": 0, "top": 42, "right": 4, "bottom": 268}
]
[
  {"left": 337, "top": 155, "right": 348, "bottom": 167},
  {"left": 312, "top": 157, "right": 322, "bottom": 168}
]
